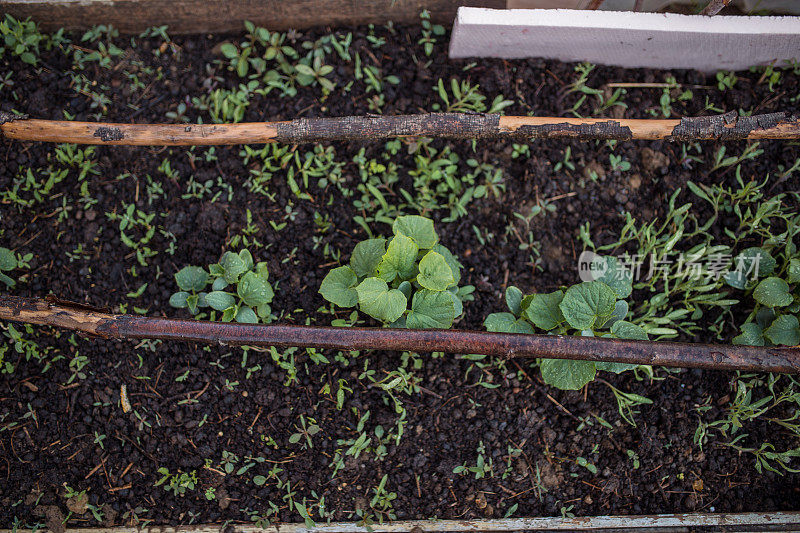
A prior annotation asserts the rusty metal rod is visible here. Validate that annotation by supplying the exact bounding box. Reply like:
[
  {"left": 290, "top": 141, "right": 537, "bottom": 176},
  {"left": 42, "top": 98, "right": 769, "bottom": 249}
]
[
  {"left": 2, "top": 110, "right": 799, "bottom": 145},
  {"left": 1, "top": 295, "right": 799, "bottom": 373}
]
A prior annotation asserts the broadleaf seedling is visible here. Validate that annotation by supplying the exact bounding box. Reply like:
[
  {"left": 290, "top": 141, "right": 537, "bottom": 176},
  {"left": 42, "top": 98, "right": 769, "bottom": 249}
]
[
  {"left": 0, "top": 247, "right": 19, "bottom": 288},
  {"left": 319, "top": 215, "right": 473, "bottom": 328},
  {"left": 728, "top": 245, "right": 800, "bottom": 346},
  {"left": 485, "top": 255, "right": 648, "bottom": 390},
  {"left": 170, "top": 249, "right": 275, "bottom": 323}
]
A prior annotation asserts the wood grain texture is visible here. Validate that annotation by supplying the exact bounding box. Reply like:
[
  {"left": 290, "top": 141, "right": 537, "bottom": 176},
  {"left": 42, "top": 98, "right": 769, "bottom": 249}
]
[
  {"left": 1, "top": 0, "right": 505, "bottom": 33},
  {"left": 3, "top": 512, "right": 800, "bottom": 533}
]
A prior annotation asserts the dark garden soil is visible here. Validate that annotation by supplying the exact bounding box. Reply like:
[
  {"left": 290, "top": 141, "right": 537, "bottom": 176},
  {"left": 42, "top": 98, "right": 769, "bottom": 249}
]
[{"left": 1, "top": 20, "right": 799, "bottom": 529}]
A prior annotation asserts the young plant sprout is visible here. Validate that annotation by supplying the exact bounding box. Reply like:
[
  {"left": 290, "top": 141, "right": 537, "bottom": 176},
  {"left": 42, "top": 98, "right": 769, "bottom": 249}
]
[
  {"left": 319, "top": 215, "right": 474, "bottom": 328},
  {"left": 485, "top": 255, "right": 648, "bottom": 390},
  {"left": 170, "top": 249, "right": 275, "bottom": 323},
  {"left": 727, "top": 246, "right": 800, "bottom": 346}
]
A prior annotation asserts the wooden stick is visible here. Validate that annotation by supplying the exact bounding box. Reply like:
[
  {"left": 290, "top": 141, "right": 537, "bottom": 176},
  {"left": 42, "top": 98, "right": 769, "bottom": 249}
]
[
  {"left": 2, "top": 111, "right": 798, "bottom": 146},
  {"left": 2, "top": 295, "right": 799, "bottom": 373}
]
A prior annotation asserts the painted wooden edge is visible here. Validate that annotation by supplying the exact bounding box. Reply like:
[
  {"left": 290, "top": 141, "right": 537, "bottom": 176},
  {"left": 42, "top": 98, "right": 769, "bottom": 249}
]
[
  {"left": 449, "top": 7, "right": 800, "bottom": 71},
  {"left": 0, "top": 0, "right": 504, "bottom": 33},
  {"left": 3, "top": 512, "right": 800, "bottom": 533}
]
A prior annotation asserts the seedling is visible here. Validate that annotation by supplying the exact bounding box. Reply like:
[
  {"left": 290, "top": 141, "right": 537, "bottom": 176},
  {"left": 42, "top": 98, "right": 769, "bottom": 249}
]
[
  {"left": 727, "top": 247, "right": 800, "bottom": 347},
  {"left": 0, "top": 247, "right": 27, "bottom": 287},
  {"left": 154, "top": 468, "right": 197, "bottom": 496},
  {"left": 418, "top": 10, "right": 445, "bottom": 56},
  {"left": 170, "top": 249, "right": 275, "bottom": 324},
  {"left": 289, "top": 415, "right": 320, "bottom": 449},
  {"left": 433, "top": 78, "right": 513, "bottom": 114},
  {"left": 0, "top": 14, "right": 49, "bottom": 65},
  {"left": 319, "top": 216, "right": 473, "bottom": 329},
  {"left": 716, "top": 70, "right": 738, "bottom": 91},
  {"left": 369, "top": 474, "right": 397, "bottom": 523},
  {"left": 453, "top": 441, "right": 494, "bottom": 479},
  {"left": 485, "top": 254, "right": 649, "bottom": 390}
]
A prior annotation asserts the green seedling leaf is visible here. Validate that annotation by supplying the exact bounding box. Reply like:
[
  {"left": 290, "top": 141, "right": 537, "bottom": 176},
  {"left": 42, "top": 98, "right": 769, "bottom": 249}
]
[
  {"left": 0, "top": 248, "right": 17, "bottom": 271},
  {"left": 220, "top": 251, "right": 247, "bottom": 284},
  {"left": 169, "top": 291, "right": 190, "bottom": 308},
  {"left": 221, "top": 307, "right": 237, "bottom": 322},
  {"left": 559, "top": 281, "right": 616, "bottom": 330},
  {"left": 406, "top": 289, "right": 455, "bottom": 329},
  {"left": 377, "top": 233, "right": 418, "bottom": 282},
  {"left": 756, "top": 306, "right": 777, "bottom": 329},
  {"left": 753, "top": 277, "right": 793, "bottom": 308},
  {"left": 356, "top": 277, "right": 407, "bottom": 323},
  {"left": 432, "top": 244, "right": 462, "bottom": 285},
  {"left": 598, "top": 300, "right": 628, "bottom": 329},
  {"left": 788, "top": 258, "right": 800, "bottom": 284},
  {"left": 238, "top": 271, "right": 274, "bottom": 307},
  {"left": 186, "top": 294, "right": 200, "bottom": 315},
  {"left": 448, "top": 290, "right": 463, "bottom": 318},
  {"left": 611, "top": 320, "right": 648, "bottom": 340},
  {"left": 393, "top": 215, "right": 438, "bottom": 249},
  {"left": 522, "top": 290, "right": 565, "bottom": 331},
  {"left": 540, "top": 359, "right": 596, "bottom": 390},
  {"left": 725, "top": 247, "right": 776, "bottom": 289},
  {"left": 255, "top": 261, "right": 269, "bottom": 280},
  {"left": 732, "top": 322, "right": 765, "bottom": 346},
  {"left": 256, "top": 303, "right": 271, "bottom": 319},
  {"left": 206, "top": 291, "right": 236, "bottom": 311},
  {"left": 764, "top": 315, "right": 800, "bottom": 346},
  {"left": 505, "top": 286, "right": 523, "bottom": 316},
  {"left": 417, "top": 251, "right": 455, "bottom": 291},
  {"left": 212, "top": 277, "right": 228, "bottom": 291},
  {"left": 235, "top": 306, "right": 259, "bottom": 324},
  {"left": 595, "top": 361, "right": 640, "bottom": 374},
  {"left": 239, "top": 249, "right": 254, "bottom": 270},
  {"left": 350, "top": 238, "right": 386, "bottom": 278},
  {"left": 595, "top": 256, "right": 633, "bottom": 298},
  {"left": 398, "top": 281, "right": 413, "bottom": 299},
  {"left": 484, "top": 312, "right": 535, "bottom": 334},
  {"left": 174, "top": 266, "right": 208, "bottom": 292},
  {"left": 319, "top": 266, "right": 359, "bottom": 307},
  {"left": 219, "top": 42, "right": 238, "bottom": 58}
]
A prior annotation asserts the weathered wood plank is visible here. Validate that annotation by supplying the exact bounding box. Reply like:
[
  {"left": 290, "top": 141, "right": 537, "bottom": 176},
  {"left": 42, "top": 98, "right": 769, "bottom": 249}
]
[
  {"left": 0, "top": 0, "right": 505, "bottom": 33},
  {"left": 2, "top": 511, "right": 800, "bottom": 532}
]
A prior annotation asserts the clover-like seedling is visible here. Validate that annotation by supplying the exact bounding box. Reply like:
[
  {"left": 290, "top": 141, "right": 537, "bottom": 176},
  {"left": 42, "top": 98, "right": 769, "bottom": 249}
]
[
  {"left": 0, "top": 247, "right": 18, "bottom": 288},
  {"left": 485, "top": 255, "right": 649, "bottom": 390},
  {"left": 170, "top": 249, "right": 275, "bottom": 324},
  {"left": 319, "top": 215, "right": 473, "bottom": 329}
]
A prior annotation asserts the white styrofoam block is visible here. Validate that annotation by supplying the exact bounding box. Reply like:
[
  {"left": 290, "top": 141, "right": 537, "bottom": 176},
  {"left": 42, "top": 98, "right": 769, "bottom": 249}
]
[
  {"left": 508, "top": 0, "right": 800, "bottom": 15},
  {"left": 449, "top": 7, "right": 800, "bottom": 72}
]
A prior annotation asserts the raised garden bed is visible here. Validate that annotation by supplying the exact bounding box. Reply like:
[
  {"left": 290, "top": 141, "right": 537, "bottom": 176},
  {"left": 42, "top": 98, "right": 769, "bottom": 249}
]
[{"left": 1, "top": 9, "right": 799, "bottom": 531}]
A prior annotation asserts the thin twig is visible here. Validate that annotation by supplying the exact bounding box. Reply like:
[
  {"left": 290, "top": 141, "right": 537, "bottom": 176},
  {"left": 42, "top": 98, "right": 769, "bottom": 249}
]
[{"left": 1, "top": 295, "right": 799, "bottom": 374}]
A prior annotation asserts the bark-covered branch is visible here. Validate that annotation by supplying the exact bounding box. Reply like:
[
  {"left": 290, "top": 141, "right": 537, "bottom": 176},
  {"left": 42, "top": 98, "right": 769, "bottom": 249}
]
[
  {"left": 2, "top": 111, "right": 798, "bottom": 146},
  {"left": 1, "top": 295, "right": 799, "bottom": 373}
]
